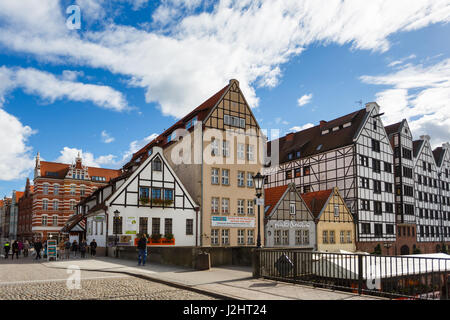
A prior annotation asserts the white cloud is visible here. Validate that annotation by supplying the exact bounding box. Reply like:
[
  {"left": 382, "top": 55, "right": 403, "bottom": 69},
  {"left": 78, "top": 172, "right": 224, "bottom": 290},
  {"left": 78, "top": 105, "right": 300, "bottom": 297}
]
[
  {"left": 297, "top": 93, "right": 313, "bottom": 107},
  {"left": 289, "top": 123, "right": 314, "bottom": 132},
  {"left": 0, "top": 1, "right": 448, "bottom": 119},
  {"left": 361, "top": 58, "right": 450, "bottom": 147},
  {"left": 387, "top": 54, "right": 417, "bottom": 67},
  {"left": 55, "top": 147, "right": 117, "bottom": 168},
  {"left": 101, "top": 130, "right": 115, "bottom": 144},
  {"left": 61, "top": 70, "right": 85, "bottom": 82},
  {"left": 0, "top": 109, "right": 35, "bottom": 181},
  {"left": 121, "top": 133, "right": 159, "bottom": 163},
  {"left": 0, "top": 66, "right": 128, "bottom": 111}
]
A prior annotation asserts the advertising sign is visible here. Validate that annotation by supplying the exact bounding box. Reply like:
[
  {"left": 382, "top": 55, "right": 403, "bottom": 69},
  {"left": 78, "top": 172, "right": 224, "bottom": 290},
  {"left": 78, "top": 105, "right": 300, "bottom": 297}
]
[
  {"left": 211, "top": 216, "right": 256, "bottom": 228},
  {"left": 47, "top": 239, "right": 57, "bottom": 261},
  {"left": 125, "top": 216, "right": 137, "bottom": 234}
]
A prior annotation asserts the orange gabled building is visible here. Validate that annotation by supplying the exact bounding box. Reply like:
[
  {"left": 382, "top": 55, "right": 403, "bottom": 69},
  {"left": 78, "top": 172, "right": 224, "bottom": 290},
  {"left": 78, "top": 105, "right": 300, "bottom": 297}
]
[{"left": 21, "top": 152, "right": 122, "bottom": 242}]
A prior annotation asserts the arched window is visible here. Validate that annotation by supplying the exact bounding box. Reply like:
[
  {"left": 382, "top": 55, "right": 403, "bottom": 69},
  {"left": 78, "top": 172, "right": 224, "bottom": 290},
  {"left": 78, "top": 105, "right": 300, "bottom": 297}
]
[
  {"left": 152, "top": 157, "right": 162, "bottom": 171},
  {"left": 53, "top": 200, "right": 59, "bottom": 210},
  {"left": 43, "top": 183, "right": 49, "bottom": 195},
  {"left": 54, "top": 184, "right": 60, "bottom": 195}
]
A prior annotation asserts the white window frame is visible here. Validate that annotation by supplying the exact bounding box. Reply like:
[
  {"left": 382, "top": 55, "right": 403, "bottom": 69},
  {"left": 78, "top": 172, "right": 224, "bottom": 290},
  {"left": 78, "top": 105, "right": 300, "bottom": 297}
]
[
  {"left": 237, "top": 199, "right": 245, "bottom": 215},
  {"left": 53, "top": 184, "right": 59, "bottom": 195},
  {"left": 290, "top": 203, "right": 296, "bottom": 215},
  {"left": 211, "top": 197, "right": 219, "bottom": 214},
  {"left": 222, "top": 140, "right": 230, "bottom": 157},
  {"left": 42, "top": 199, "right": 48, "bottom": 211},
  {"left": 221, "top": 229, "right": 229, "bottom": 245},
  {"left": 222, "top": 198, "right": 229, "bottom": 214},
  {"left": 43, "top": 183, "right": 49, "bottom": 195},
  {"left": 237, "top": 171, "right": 245, "bottom": 187},
  {"left": 211, "top": 229, "right": 219, "bottom": 245},
  {"left": 222, "top": 169, "right": 229, "bottom": 185},
  {"left": 247, "top": 230, "right": 254, "bottom": 245},
  {"left": 246, "top": 144, "right": 254, "bottom": 161},
  {"left": 42, "top": 215, "right": 48, "bottom": 226},
  {"left": 53, "top": 200, "right": 59, "bottom": 211},
  {"left": 247, "top": 200, "right": 254, "bottom": 215},
  {"left": 237, "top": 229, "right": 245, "bottom": 245},
  {"left": 237, "top": 143, "right": 245, "bottom": 160},
  {"left": 247, "top": 172, "right": 254, "bottom": 188},
  {"left": 52, "top": 215, "right": 58, "bottom": 227},
  {"left": 211, "top": 168, "right": 219, "bottom": 185}
]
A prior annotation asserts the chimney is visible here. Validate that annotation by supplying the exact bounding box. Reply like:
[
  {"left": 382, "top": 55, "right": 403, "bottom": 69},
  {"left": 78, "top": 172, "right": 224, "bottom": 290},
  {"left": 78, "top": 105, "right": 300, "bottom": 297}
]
[
  {"left": 319, "top": 120, "right": 327, "bottom": 128},
  {"left": 286, "top": 132, "right": 294, "bottom": 141}
]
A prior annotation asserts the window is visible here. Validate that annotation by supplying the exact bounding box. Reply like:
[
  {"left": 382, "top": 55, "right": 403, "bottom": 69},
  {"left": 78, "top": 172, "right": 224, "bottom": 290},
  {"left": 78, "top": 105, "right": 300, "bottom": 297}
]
[
  {"left": 282, "top": 230, "right": 289, "bottom": 245},
  {"left": 294, "top": 168, "right": 301, "bottom": 178},
  {"left": 340, "top": 231, "right": 345, "bottom": 244},
  {"left": 402, "top": 148, "right": 412, "bottom": 160},
  {"left": 237, "top": 199, "right": 245, "bottom": 215},
  {"left": 285, "top": 170, "right": 292, "bottom": 179},
  {"left": 274, "top": 230, "right": 281, "bottom": 245},
  {"left": 70, "top": 200, "right": 77, "bottom": 211},
  {"left": 385, "top": 203, "right": 394, "bottom": 213},
  {"left": 222, "top": 140, "right": 230, "bottom": 157},
  {"left": 247, "top": 172, "right": 254, "bottom": 187},
  {"left": 360, "top": 155, "right": 369, "bottom": 167},
  {"left": 52, "top": 215, "right": 58, "bottom": 226},
  {"left": 70, "top": 185, "right": 76, "bottom": 195},
  {"left": 139, "top": 217, "right": 148, "bottom": 235},
  {"left": 372, "top": 159, "right": 381, "bottom": 173},
  {"left": 404, "top": 185, "right": 414, "bottom": 197},
  {"left": 211, "top": 168, "right": 219, "bottom": 184},
  {"left": 164, "top": 218, "right": 173, "bottom": 235},
  {"left": 428, "top": 163, "right": 432, "bottom": 172},
  {"left": 385, "top": 182, "right": 393, "bottom": 193},
  {"left": 346, "top": 231, "right": 351, "bottom": 243},
  {"left": 374, "top": 224, "right": 383, "bottom": 237},
  {"left": 247, "top": 200, "right": 254, "bottom": 215},
  {"left": 222, "top": 198, "right": 229, "bottom": 214},
  {"left": 371, "top": 139, "right": 380, "bottom": 152},
  {"left": 360, "top": 177, "right": 369, "bottom": 189},
  {"left": 322, "top": 231, "right": 328, "bottom": 244},
  {"left": 295, "top": 230, "right": 303, "bottom": 245},
  {"left": 211, "top": 197, "right": 219, "bottom": 214},
  {"left": 43, "top": 183, "right": 49, "bottom": 195},
  {"left": 373, "top": 180, "right": 382, "bottom": 194},
  {"left": 53, "top": 200, "right": 59, "bottom": 210},
  {"left": 164, "top": 189, "right": 174, "bottom": 201},
  {"left": 222, "top": 169, "right": 229, "bottom": 185},
  {"left": 221, "top": 229, "right": 229, "bottom": 245},
  {"left": 151, "top": 218, "right": 160, "bottom": 236},
  {"left": 361, "top": 223, "right": 371, "bottom": 234},
  {"left": 403, "top": 166, "right": 413, "bottom": 178},
  {"left": 302, "top": 230, "right": 309, "bottom": 245},
  {"left": 384, "top": 162, "right": 392, "bottom": 173},
  {"left": 329, "top": 231, "right": 335, "bottom": 244},
  {"left": 374, "top": 201, "right": 382, "bottom": 215},
  {"left": 152, "top": 158, "right": 162, "bottom": 171},
  {"left": 373, "top": 119, "right": 378, "bottom": 130},
  {"left": 303, "top": 166, "right": 311, "bottom": 176},
  {"left": 186, "top": 219, "right": 193, "bottom": 235},
  {"left": 237, "top": 171, "right": 245, "bottom": 187},
  {"left": 80, "top": 186, "right": 85, "bottom": 196},
  {"left": 290, "top": 203, "right": 296, "bottom": 215},
  {"left": 361, "top": 200, "right": 370, "bottom": 211},
  {"left": 386, "top": 224, "right": 394, "bottom": 235},
  {"left": 237, "top": 143, "right": 245, "bottom": 160},
  {"left": 303, "top": 185, "right": 311, "bottom": 193},
  {"left": 211, "top": 138, "right": 219, "bottom": 156},
  {"left": 53, "top": 184, "right": 59, "bottom": 195},
  {"left": 238, "top": 229, "right": 245, "bottom": 245},
  {"left": 42, "top": 215, "right": 48, "bottom": 226},
  {"left": 247, "top": 145, "right": 254, "bottom": 161},
  {"left": 211, "top": 229, "right": 219, "bottom": 245},
  {"left": 42, "top": 199, "right": 48, "bottom": 210},
  {"left": 334, "top": 205, "right": 339, "bottom": 217},
  {"left": 247, "top": 230, "right": 254, "bottom": 245},
  {"left": 152, "top": 188, "right": 162, "bottom": 200}
]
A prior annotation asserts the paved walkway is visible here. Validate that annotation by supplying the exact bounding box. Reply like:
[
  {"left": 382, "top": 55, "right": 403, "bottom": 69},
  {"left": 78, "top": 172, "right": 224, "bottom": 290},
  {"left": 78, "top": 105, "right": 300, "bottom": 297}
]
[{"left": 6, "top": 256, "right": 383, "bottom": 300}]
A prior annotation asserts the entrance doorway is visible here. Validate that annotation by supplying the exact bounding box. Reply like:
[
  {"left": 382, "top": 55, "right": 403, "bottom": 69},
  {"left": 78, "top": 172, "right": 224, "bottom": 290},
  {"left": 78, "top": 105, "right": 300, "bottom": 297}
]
[{"left": 400, "top": 245, "right": 410, "bottom": 255}]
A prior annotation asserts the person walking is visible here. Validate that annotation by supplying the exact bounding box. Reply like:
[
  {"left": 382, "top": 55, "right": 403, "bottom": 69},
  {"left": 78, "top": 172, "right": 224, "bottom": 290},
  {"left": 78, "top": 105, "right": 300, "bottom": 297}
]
[
  {"left": 23, "top": 240, "right": 30, "bottom": 258},
  {"left": 137, "top": 234, "right": 148, "bottom": 266},
  {"left": 18, "top": 240, "right": 23, "bottom": 257},
  {"left": 64, "top": 239, "right": 71, "bottom": 260},
  {"left": 4, "top": 241, "right": 10, "bottom": 259},
  {"left": 33, "top": 240, "right": 42, "bottom": 261},
  {"left": 79, "top": 239, "right": 87, "bottom": 259},
  {"left": 11, "top": 241, "right": 19, "bottom": 259},
  {"left": 71, "top": 240, "right": 78, "bottom": 258},
  {"left": 89, "top": 239, "right": 97, "bottom": 257}
]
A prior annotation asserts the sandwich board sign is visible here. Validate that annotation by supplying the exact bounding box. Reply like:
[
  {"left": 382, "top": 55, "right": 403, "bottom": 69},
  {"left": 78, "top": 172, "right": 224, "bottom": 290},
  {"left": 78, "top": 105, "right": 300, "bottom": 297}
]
[{"left": 47, "top": 239, "right": 58, "bottom": 261}]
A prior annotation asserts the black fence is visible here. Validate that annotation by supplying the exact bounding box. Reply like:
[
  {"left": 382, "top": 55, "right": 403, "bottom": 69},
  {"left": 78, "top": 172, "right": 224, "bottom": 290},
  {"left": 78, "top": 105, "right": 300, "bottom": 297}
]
[{"left": 254, "top": 249, "right": 450, "bottom": 300}]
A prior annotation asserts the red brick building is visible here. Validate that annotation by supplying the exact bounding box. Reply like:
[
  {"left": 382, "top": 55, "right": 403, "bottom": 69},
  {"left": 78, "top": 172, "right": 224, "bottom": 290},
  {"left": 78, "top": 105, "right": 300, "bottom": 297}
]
[{"left": 19, "top": 152, "right": 122, "bottom": 242}]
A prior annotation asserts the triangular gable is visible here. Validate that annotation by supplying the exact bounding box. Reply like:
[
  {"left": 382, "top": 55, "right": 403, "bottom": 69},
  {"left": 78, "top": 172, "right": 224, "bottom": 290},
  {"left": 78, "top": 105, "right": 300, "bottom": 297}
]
[
  {"left": 107, "top": 147, "right": 197, "bottom": 210},
  {"left": 266, "top": 184, "right": 314, "bottom": 221},
  {"left": 414, "top": 138, "right": 437, "bottom": 168}
]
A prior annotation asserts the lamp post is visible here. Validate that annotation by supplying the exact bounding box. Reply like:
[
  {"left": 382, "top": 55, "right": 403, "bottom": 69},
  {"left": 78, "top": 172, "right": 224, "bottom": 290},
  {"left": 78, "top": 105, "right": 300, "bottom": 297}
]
[
  {"left": 113, "top": 210, "right": 120, "bottom": 258},
  {"left": 252, "top": 172, "right": 266, "bottom": 248},
  {"left": 383, "top": 242, "right": 392, "bottom": 256}
]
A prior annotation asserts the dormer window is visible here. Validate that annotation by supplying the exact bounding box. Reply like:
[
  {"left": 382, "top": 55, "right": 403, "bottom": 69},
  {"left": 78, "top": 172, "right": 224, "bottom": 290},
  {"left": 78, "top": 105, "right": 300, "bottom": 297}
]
[
  {"left": 152, "top": 158, "right": 162, "bottom": 171},
  {"left": 316, "top": 144, "right": 323, "bottom": 151},
  {"left": 321, "top": 129, "right": 329, "bottom": 135},
  {"left": 296, "top": 151, "right": 301, "bottom": 158},
  {"left": 186, "top": 116, "right": 198, "bottom": 130},
  {"left": 332, "top": 127, "right": 339, "bottom": 132},
  {"left": 288, "top": 153, "right": 293, "bottom": 160}
]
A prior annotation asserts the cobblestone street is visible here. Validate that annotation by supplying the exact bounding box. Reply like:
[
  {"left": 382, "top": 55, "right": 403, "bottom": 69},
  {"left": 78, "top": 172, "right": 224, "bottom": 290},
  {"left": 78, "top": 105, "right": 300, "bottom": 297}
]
[{"left": 0, "top": 276, "right": 216, "bottom": 300}]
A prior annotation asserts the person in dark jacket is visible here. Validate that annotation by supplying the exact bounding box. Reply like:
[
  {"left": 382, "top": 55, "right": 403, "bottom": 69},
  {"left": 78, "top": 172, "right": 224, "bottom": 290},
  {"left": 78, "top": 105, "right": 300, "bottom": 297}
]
[
  {"left": 137, "top": 235, "right": 148, "bottom": 266},
  {"left": 79, "top": 239, "right": 87, "bottom": 258},
  {"left": 4, "top": 241, "right": 10, "bottom": 259},
  {"left": 71, "top": 240, "right": 78, "bottom": 258},
  {"left": 11, "top": 241, "right": 19, "bottom": 259},
  {"left": 34, "top": 240, "right": 43, "bottom": 260},
  {"left": 89, "top": 239, "right": 97, "bottom": 257}
]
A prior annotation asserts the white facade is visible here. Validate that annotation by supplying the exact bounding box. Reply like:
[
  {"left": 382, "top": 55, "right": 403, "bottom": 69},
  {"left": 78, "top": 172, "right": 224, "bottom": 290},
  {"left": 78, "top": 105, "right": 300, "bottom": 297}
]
[{"left": 85, "top": 147, "right": 198, "bottom": 249}]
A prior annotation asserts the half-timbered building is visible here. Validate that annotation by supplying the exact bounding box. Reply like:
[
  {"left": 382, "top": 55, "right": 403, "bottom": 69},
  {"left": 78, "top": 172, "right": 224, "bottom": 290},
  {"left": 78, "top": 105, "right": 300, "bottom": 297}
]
[
  {"left": 80, "top": 146, "right": 198, "bottom": 255},
  {"left": 264, "top": 183, "right": 315, "bottom": 249},
  {"left": 126, "top": 79, "right": 265, "bottom": 247},
  {"left": 265, "top": 103, "right": 396, "bottom": 254}
]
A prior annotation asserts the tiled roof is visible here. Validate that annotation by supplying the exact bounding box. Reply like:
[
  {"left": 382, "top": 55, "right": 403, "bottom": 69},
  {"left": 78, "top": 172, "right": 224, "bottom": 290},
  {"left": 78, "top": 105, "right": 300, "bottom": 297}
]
[
  {"left": 264, "top": 185, "right": 289, "bottom": 217},
  {"left": 433, "top": 147, "right": 445, "bottom": 167},
  {"left": 128, "top": 83, "right": 230, "bottom": 165},
  {"left": 15, "top": 191, "right": 24, "bottom": 201},
  {"left": 413, "top": 140, "right": 424, "bottom": 158},
  {"left": 384, "top": 121, "right": 402, "bottom": 136},
  {"left": 301, "top": 189, "right": 333, "bottom": 219},
  {"left": 268, "top": 108, "right": 367, "bottom": 164},
  {"left": 39, "top": 161, "right": 121, "bottom": 181},
  {"left": 0, "top": 200, "right": 3, "bottom": 207}
]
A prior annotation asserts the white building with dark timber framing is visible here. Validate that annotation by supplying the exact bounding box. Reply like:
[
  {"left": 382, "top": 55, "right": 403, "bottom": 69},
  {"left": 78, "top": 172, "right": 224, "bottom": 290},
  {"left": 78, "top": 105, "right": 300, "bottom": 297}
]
[
  {"left": 79, "top": 146, "right": 199, "bottom": 255},
  {"left": 265, "top": 103, "right": 396, "bottom": 254}
]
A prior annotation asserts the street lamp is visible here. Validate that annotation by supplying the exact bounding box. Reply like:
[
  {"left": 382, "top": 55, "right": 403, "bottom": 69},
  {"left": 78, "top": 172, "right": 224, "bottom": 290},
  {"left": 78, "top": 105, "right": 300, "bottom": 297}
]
[
  {"left": 113, "top": 210, "right": 120, "bottom": 258},
  {"left": 383, "top": 242, "right": 392, "bottom": 256},
  {"left": 252, "top": 172, "right": 266, "bottom": 248}
]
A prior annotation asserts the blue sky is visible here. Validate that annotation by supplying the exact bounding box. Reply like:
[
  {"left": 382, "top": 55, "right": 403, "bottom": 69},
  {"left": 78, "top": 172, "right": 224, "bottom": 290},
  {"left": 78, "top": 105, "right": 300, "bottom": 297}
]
[{"left": 0, "top": 0, "right": 449, "bottom": 197}]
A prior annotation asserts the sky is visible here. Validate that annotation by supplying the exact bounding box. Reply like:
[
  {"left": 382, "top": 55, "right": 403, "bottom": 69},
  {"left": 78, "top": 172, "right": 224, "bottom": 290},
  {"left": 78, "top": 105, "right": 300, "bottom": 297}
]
[{"left": 0, "top": 0, "right": 449, "bottom": 197}]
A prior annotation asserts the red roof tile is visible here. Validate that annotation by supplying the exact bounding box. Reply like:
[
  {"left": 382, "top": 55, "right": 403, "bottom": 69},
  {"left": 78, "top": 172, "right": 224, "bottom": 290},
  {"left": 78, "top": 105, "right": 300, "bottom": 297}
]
[
  {"left": 39, "top": 161, "right": 121, "bottom": 181},
  {"left": 264, "top": 185, "right": 289, "bottom": 216},
  {"left": 301, "top": 189, "right": 333, "bottom": 219},
  {"left": 15, "top": 191, "right": 24, "bottom": 201}
]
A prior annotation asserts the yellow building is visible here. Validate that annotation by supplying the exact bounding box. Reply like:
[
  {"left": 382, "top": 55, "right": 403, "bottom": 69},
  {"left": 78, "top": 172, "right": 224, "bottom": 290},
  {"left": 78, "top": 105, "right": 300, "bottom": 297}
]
[
  {"left": 126, "top": 79, "right": 265, "bottom": 247},
  {"left": 301, "top": 187, "right": 356, "bottom": 252}
]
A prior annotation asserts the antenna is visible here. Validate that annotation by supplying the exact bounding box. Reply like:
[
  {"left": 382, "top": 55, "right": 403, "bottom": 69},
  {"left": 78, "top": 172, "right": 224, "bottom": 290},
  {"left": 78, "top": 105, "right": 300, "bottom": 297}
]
[{"left": 355, "top": 100, "right": 363, "bottom": 107}]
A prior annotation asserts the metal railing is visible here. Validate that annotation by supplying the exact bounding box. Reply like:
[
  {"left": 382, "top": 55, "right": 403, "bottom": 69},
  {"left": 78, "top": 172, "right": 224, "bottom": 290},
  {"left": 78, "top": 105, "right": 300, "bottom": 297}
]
[{"left": 255, "top": 249, "right": 450, "bottom": 300}]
